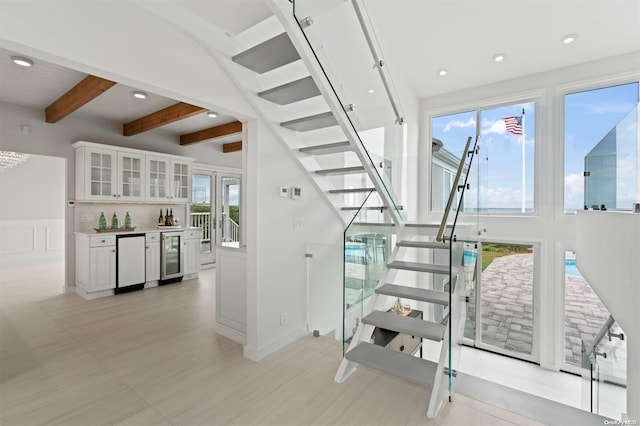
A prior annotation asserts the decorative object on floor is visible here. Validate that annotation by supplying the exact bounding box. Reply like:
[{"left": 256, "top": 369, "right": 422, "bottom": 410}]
[
  {"left": 0, "top": 151, "right": 29, "bottom": 170},
  {"left": 392, "top": 297, "right": 404, "bottom": 314}
]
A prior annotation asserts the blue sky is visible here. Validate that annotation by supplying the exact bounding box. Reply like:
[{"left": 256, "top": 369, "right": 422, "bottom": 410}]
[{"left": 432, "top": 82, "right": 638, "bottom": 212}]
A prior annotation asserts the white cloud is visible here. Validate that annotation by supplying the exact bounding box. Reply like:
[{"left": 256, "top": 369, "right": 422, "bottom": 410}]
[
  {"left": 443, "top": 117, "right": 476, "bottom": 132},
  {"left": 564, "top": 173, "right": 584, "bottom": 211},
  {"left": 482, "top": 120, "right": 506, "bottom": 135}
]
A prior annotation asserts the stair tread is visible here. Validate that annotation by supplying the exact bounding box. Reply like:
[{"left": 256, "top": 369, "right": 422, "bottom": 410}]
[
  {"left": 315, "top": 166, "right": 365, "bottom": 175},
  {"left": 259, "top": 76, "right": 321, "bottom": 105},
  {"left": 329, "top": 187, "right": 376, "bottom": 194},
  {"left": 396, "top": 240, "right": 450, "bottom": 250},
  {"left": 299, "top": 141, "right": 352, "bottom": 155},
  {"left": 376, "top": 284, "right": 449, "bottom": 306},
  {"left": 345, "top": 342, "right": 438, "bottom": 387},
  {"left": 363, "top": 310, "right": 445, "bottom": 342},
  {"left": 387, "top": 261, "right": 449, "bottom": 274},
  {"left": 232, "top": 33, "right": 300, "bottom": 74},
  {"left": 281, "top": 111, "right": 338, "bottom": 132}
]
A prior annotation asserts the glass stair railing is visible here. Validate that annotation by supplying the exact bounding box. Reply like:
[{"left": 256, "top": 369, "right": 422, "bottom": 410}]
[
  {"left": 582, "top": 316, "right": 627, "bottom": 420},
  {"left": 292, "top": 0, "right": 407, "bottom": 223},
  {"left": 336, "top": 135, "right": 479, "bottom": 418}
]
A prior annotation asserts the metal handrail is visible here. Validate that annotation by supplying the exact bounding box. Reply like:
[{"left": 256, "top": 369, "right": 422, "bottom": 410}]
[
  {"left": 437, "top": 136, "right": 473, "bottom": 242},
  {"left": 350, "top": 0, "right": 404, "bottom": 124},
  {"left": 585, "top": 315, "right": 616, "bottom": 357}
]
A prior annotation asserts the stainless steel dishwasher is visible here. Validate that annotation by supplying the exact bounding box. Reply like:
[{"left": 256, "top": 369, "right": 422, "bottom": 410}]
[{"left": 116, "top": 234, "right": 146, "bottom": 294}]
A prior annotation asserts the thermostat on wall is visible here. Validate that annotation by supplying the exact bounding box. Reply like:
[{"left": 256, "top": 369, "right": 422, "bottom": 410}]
[
  {"left": 291, "top": 187, "right": 301, "bottom": 200},
  {"left": 279, "top": 186, "right": 289, "bottom": 198}
]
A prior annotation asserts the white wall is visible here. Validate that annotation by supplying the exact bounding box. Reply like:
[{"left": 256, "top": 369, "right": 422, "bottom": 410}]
[
  {"left": 244, "top": 120, "right": 343, "bottom": 361},
  {"left": 419, "top": 52, "right": 640, "bottom": 372},
  {"left": 0, "top": 154, "right": 66, "bottom": 265}
]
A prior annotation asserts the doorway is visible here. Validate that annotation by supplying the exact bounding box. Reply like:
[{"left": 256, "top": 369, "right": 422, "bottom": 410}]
[
  {"left": 219, "top": 174, "right": 241, "bottom": 247},
  {"left": 464, "top": 241, "right": 537, "bottom": 362},
  {"left": 191, "top": 171, "right": 216, "bottom": 267}
]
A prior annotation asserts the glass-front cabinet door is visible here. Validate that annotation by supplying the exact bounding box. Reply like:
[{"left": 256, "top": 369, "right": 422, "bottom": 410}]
[
  {"left": 118, "top": 152, "right": 145, "bottom": 201},
  {"left": 87, "top": 147, "right": 116, "bottom": 200},
  {"left": 146, "top": 156, "right": 169, "bottom": 202},
  {"left": 172, "top": 160, "right": 191, "bottom": 202}
]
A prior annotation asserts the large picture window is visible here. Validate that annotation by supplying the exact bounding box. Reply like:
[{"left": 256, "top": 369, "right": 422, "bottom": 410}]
[
  {"left": 564, "top": 82, "right": 639, "bottom": 213},
  {"left": 431, "top": 101, "right": 535, "bottom": 214}
]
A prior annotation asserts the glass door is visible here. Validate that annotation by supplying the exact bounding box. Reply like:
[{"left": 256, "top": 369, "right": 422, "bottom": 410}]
[
  {"left": 218, "top": 174, "right": 241, "bottom": 248},
  {"left": 191, "top": 172, "right": 216, "bottom": 266}
]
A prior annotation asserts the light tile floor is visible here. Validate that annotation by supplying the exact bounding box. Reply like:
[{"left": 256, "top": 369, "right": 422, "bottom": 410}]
[{"left": 1, "top": 260, "right": 545, "bottom": 426}]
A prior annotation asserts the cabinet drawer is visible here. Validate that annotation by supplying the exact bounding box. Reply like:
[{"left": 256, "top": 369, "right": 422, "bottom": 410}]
[
  {"left": 145, "top": 232, "right": 160, "bottom": 242},
  {"left": 90, "top": 235, "right": 116, "bottom": 247},
  {"left": 185, "top": 229, "right": 200, "bottom": 239}
]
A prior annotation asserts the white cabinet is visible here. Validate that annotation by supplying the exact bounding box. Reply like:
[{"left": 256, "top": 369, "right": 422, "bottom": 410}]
[
  {"left": 184, "top": 228, "right": 201, "bottom": 276},
  {"left": 145, "top": 232, "right": 160, "bottom": 282},
  {"left": 76, "top": 146, "right": 117, "bottom": 201},
  {"left": 118, "top": 152, "right": 145, "bottom": 201},
  {"left": 146, "top": 156, "right": 191, "bottom": 203},
  {"left": 73, "top": 142, "right": 192, "bottom": 203},
  {"left": 75, "top": 147, "right": 146, "bottom": 202},
  {"left": 75, "top": 234, "right": 116, "bottom": 298}
]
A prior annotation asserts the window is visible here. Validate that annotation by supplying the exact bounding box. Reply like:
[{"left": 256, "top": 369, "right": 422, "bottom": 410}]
[
  {"left": 431, "top": 101, "right": 535, "bottom": 214},
  {"left": 564, "top": 82, "right": 639, "bottom": 213}
]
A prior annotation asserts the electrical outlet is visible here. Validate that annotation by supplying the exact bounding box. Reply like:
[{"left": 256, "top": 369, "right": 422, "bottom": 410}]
[
  {"left": 80, "top": 214, "right": 94, "bottom": 223},
  {"left": 294, "top": 218, "right": 303, "bottom": 231},
  {"left": 280, "top": 312, "right": 287, "bottom": 326}
]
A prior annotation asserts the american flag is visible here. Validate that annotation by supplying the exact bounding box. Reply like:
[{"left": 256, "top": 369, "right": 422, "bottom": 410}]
[{"left": 503, "top": 116, "right": 523, "bottom": 135}]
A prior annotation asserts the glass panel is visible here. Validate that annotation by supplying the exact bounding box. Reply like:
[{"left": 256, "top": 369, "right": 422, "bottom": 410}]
[
  {"left": 479, "top": 242, "right": 534, "bottom": 356},
  {"left": 103, "top": 169, "right": 111, "bottom": 182},
  {"left": 102, "top": 183, "right": 111, "bottom": 195},
  {"left": 479, "top": 103, "right": 535, "bottom": 214},
  {"left": 431, "top": 111, "right": 477, "bottom": 213},
  {"left": 91, "top": 152, "right": 100, "bottom": 167},
  {"left": 564, "top": 82, "right": 639, "bottom": 213},
  {"left": 91, "top": 182, "right": 100, "bottom": 195},
  {"left": 293, "top": 0, "right": 405, "bottom": 219},
  {"left": 165, "top": 235, "right": 181, "bottom": 275},
  {"left": 192, "top": 174, "right": 214, "bottom": 262},
  {"left": 221, "top": 176, "right": 240, "bottom": 247},
  {"left": 124, "top": 156, "right": 131, "bottom": 169},
  {"left": 91, "top": 168, "right": 100, "bottom": 182},
  {"left": 343, "top": 192, "right": 395, "bottom": 353}
]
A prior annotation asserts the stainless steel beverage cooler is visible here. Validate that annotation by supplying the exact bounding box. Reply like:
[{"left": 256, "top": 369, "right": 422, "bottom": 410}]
[{"left": 160, "top": 231, "right": 184, "bottom": 284}]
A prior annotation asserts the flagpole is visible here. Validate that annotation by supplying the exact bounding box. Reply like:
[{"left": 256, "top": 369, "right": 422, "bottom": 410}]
[{"left": 521, "top": 108, "right": 526, "bottom": 213}]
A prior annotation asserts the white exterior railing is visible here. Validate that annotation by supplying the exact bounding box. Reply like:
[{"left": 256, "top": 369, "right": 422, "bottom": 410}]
[
  {"left": 190, "top": 212, "right": 211, "bottom": 243},
  {"left": 222, "top": 212, "right": 239, "bottom": 243}
]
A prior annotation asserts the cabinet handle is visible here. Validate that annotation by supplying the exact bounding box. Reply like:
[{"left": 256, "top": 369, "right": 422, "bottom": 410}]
[
  {"left": 111, "top": 249, "right": 116, "bottom": 253},
  {"left": 399, "top": 345, "right": 405, "bottom": 352},
  {"left": 146, "top": 246, "right": 149, "bottom": 249},
  {"left": 101, "top": 239, "right": 106, "bottom": 243}
]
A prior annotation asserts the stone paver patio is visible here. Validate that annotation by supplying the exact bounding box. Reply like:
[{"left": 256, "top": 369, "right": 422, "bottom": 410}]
[{"left": 464, "top": 252, "right": 621, "bottom": 367}]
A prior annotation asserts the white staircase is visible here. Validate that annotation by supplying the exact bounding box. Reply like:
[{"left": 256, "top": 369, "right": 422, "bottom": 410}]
[{"left": 141, "top": 0, "right": 477, "bottom": 419}]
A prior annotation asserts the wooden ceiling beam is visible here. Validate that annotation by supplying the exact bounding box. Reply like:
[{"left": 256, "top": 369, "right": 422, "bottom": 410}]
[
  {"left": 123, "top": 102, "right": 206, "bottom": 136},
  {"left": 45, "top": 75, "right": 116, "bottom": 123},
  {"left": 180, "top": 121, "right": 242, "bottom": 146},
  {"left": 222, "top": 141, "right": 242, "bottom": 153}
]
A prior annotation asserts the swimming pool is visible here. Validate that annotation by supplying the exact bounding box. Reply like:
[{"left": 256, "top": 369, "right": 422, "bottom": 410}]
[{"left": 565, "top": 259, "right": 582, "bottom": 276}]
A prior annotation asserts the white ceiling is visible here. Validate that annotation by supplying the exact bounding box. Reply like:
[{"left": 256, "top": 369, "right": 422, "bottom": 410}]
[
  {"left": 0, "top": 0, "right": 637, "bottom": 140},
  {"left": 0, "top": 47, "right": 239, "bottom": 144}
]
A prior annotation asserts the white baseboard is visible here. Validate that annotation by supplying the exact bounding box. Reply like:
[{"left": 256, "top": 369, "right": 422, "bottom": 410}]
[
  {"left": 243, "top": 326, "right": 307, "bottom": 362},
  {"left": 75, "top": 285, "right": 114, "bottom": 300},
  {"left": 216, "top": 323, "right": 246, "bottom": 345}
]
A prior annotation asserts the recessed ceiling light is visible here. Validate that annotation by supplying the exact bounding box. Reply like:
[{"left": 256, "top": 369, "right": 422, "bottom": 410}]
[
  {"left": 367, "top": 89, "right": 375, "bottom": 94},
  {"left": 438, "top": 69, "right": 448, "bottom": 76},
  {"left": 11, "top": 56, "right": 33, "bottom": 67},
  {"left": 133, "top": 91, "right": 147, "bottom": 99},
  {"left": 493, "top": 53, "right": 505, "bottom": 63},
  {"left": 207, "top": 111, "right": 218, "bottom": 118},
  {"left": 562, "top": 34, "right": 577, "bottom": 45}
]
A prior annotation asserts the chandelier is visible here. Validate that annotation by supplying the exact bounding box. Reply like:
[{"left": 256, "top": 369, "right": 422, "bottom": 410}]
[{"left": 0, "top": 151, "right": 30, "bottom": 171}]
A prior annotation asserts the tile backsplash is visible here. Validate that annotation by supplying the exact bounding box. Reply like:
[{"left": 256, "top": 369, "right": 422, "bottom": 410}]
[{"left": 75, "top": 203, "right": 187, "bottom": 232}]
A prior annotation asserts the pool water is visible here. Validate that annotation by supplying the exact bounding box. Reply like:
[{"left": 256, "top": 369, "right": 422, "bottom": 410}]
[{"left": 565, "top": 259, "right": 582, "bottom": 277}]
